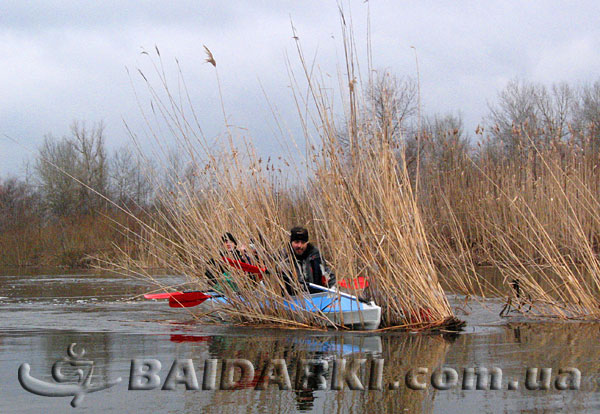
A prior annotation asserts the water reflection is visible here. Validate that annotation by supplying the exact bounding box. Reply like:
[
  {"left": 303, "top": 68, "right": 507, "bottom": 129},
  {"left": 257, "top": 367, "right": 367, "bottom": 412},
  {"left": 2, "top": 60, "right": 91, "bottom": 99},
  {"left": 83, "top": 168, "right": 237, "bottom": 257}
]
[
  {"left": 4, "top": 271, "right": 600, "bottom": 413},
  {"left": 155, "top": 331, "right": 452, "bottom": 414},
  {"left": 2, "top": 328, "right": 454, "bottom": 413}
]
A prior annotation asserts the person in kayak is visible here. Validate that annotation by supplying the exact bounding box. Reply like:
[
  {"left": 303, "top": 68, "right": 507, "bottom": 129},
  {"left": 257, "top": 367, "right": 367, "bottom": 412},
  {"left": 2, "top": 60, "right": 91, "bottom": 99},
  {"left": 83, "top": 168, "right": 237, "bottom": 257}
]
[
  {"left": 281, "top": 226, "right": 336, "bottom": 295},
  {"left": 205, "top": 232, "right": 254, "bottom": 290}
]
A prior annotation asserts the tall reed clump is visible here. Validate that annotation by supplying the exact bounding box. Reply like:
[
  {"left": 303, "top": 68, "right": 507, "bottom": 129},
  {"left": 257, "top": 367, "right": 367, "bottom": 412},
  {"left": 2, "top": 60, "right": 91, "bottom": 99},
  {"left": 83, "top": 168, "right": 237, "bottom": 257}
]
[
  {"left": 114, "top": 11, "right": 463, "bottom": 330},
  {"left": 312, "top": 147, "right": 458, "bottom": 327},
  {"left": 300, "top": 80, "right": 458, "bottom": 328},
  {"left": 284, "top": 12, "right": 460, "bottom": 329},
  {"left": 481, "top": 138, "right": 600, "bottom": 319},
  {"left": 113, "top": 144, "right": 336, "bottom": 329},
  {"left": 422, "top": 127, "right": 600, "bottom": 319},
  {"left": 107, "top": 48, "right": 350, "bottom": 329}
]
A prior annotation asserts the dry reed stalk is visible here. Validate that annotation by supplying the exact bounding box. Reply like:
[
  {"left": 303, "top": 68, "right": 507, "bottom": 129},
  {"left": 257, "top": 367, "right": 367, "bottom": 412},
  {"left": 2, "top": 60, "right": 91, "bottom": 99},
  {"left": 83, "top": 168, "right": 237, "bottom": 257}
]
[
  {"left": 489, "top": 159, "right": 600, "bottom": 319},
  {"left": 111, "top": 137, "right": 347, "bottom": 329},
  {"left": 361, "top": 334, "right": 451, "bottom": 412},
  {"left": 307, "top": 136, "right": 457, "bottom": 328},
  {"left": 423, "top": 133, "right": 600, "bottom": 266}
]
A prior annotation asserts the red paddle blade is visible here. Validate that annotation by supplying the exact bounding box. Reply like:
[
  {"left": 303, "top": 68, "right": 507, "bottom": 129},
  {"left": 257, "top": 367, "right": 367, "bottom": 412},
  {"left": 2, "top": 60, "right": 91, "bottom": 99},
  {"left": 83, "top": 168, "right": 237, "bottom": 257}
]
[
  {"left": 338, "top": 277, "right": 368, "bottom": 289},
  {"left": 144, "top": 292, "right": 183, "bottom": 300},
  {"left": 168, "top": 291, "right": 211, "bottom": 308},
  {"left": 170, "top": 334, "right": 210, "bottom": 343},
  {"left": 222, "top": 257, "right": 266, "bottom": 274}
]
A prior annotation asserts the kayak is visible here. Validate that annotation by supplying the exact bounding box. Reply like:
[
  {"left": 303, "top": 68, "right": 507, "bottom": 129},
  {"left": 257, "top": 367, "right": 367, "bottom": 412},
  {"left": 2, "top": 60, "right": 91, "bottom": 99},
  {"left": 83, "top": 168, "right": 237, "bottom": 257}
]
[
  {"left": 197, "top": 288, "right": 382, "bottom": 330},
  {"left": 145, "top": 259, "right": 381, "bottom": 330}
]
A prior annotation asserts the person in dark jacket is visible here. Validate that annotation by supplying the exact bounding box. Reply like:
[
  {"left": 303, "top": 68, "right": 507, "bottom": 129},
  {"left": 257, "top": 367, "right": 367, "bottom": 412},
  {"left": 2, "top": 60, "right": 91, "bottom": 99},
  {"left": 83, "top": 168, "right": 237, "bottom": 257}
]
[{"left": 281, "top": 226, "right": 336, "bottom": 295}]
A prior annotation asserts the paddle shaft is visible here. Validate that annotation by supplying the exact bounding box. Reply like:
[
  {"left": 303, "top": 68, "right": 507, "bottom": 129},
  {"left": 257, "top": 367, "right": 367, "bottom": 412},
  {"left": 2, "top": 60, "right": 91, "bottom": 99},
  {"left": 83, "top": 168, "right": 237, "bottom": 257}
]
[
  {"left": 307, "top": 283, "right": 371, "bottom": 304},
  {"left": 223, "top": 261, "right": 370, "bottom": 304}
]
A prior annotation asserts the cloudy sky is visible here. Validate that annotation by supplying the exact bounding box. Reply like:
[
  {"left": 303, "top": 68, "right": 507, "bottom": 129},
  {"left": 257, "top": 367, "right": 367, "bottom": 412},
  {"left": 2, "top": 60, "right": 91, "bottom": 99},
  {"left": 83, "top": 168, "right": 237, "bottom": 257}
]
[{"left": 2, "top": 1, "right": 600, "bottom": 176}]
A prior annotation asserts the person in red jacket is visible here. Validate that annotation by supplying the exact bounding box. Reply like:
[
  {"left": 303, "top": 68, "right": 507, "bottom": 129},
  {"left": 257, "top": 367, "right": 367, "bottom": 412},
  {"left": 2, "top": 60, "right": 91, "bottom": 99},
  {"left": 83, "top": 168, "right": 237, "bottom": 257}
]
[{"left": 205, "top": 233, "right": 254, "bottom": 289}]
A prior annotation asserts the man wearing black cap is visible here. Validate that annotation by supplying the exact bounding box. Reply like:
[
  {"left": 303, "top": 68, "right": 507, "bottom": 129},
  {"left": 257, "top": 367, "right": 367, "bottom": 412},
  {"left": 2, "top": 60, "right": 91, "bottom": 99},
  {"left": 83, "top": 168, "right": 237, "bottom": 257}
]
[{"left": 283, "top": 226, "right": 336, "bottom": 294}]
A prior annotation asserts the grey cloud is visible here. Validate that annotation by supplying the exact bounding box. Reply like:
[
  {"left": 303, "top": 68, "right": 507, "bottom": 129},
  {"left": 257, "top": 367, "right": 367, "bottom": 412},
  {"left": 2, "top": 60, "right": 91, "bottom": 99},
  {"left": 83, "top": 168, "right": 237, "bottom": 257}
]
[
  {"left": 2, "top": 1, "right": 600, "bottom": 175},
  {"left": 2, "top": 1, "right": 240, "bottom": 32}
]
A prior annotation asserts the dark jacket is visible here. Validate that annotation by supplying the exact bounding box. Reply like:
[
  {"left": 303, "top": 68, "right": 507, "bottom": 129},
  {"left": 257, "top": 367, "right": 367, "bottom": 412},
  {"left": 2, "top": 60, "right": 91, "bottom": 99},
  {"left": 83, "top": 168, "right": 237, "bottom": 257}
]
[{"left": 282, "top": 243, "right": 336, "bottom": 295}]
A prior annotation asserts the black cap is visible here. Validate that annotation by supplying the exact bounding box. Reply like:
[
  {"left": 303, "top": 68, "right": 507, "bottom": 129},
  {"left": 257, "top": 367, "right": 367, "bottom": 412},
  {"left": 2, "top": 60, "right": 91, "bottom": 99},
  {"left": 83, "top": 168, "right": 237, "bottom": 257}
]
[
  {"left": 221, "top": 232, "right": 237, "bottom": 245},
  {"left": 290, "top": 226, "right": 309, "bottom": 243}
]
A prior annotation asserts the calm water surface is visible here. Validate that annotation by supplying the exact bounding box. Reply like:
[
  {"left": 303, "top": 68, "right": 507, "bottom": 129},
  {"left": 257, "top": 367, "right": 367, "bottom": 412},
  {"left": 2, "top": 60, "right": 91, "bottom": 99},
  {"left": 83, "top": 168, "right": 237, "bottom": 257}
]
[{"left": 1, "top": 269, "right": 600, "bottom": 413}]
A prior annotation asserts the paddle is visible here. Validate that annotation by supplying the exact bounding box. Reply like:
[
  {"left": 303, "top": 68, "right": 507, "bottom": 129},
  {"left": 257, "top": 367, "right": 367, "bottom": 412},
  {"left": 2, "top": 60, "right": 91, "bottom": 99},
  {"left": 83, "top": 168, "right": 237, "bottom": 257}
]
[
  {"left": 168, "top": 291, "right": 212, "bottom": 308},
  {"left": 222, "top": 257, "right": 266, "bottom": 275},
  {"left": 144, "top": 291, "right": 213, "bottom": 307},
  {"left": 144, "top": 259, "right": 367, "bottom": 308},
  {"left": 219, "top": 260, "right": 369, "bottom": 302},
  {"left": 144, "top": 258, "right": 261, "bottom": 305},
  {"left": 223, "top": 258, "right": 370, "bottom": 291},
  {"left": 144, "top": 292, "right": 183, "bottom": 300}
]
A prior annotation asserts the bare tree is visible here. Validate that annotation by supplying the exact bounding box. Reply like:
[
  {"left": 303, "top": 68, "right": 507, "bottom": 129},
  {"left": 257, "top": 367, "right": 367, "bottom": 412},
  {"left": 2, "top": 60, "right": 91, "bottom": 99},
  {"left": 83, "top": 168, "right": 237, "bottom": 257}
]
[
  {"left": 110, "top": 146, "right": 152, "bottom": 209},
  {"left": 572, "top": 81, "right": 600, "bottom": 151},
  {"left": 0, "top": 177, "right": 39, "bottom": 232},
  {"left": 423, "top": 113, "right": 469, "bottom": 173},
  {"left": 336, "top": 70, "right": 419, "bottom": 169},
  {"left": 367, "top": 70, "right": 418, "bottom": 142},
  {"left": 35, "top": 121, "right": 109, "bottom": 217},
  {"left": 70, "top": 121, "right": 108, "bottom": 211},
  {"left": 536, "top": 82, "right": 573, "bottom": 142},
  {"left": 487, "top": 79, "right": 541, "bottom": 154},
  {"left": 35, "top": 135, "right": 80, "bottom": 217},
  {"left": 487, "top": 79, "right": 574, "bottom": 155}
]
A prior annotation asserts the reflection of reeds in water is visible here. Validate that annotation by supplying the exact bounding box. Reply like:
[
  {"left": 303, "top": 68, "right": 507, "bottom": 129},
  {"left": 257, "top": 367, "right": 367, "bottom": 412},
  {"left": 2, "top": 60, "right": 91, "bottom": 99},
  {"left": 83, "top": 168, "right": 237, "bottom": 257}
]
[
  {"left": 111, "top": 15, "right": 460, "bottom": 330},
  {"left": 502, "top": 322, "right": 600, "bottom": 371},
  {"left": 357, "top": 334, "right": 452, "bottom": 414},
  {"left": 484, "top": 322, "right": 600, "bottom": 402}
]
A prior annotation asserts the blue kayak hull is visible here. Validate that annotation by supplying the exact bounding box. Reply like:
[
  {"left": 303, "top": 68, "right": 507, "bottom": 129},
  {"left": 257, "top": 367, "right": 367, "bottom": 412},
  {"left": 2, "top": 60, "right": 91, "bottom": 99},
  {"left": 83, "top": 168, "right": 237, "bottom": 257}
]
[{"left": 199, "top": 291, "right": 381, "bottom": 330}]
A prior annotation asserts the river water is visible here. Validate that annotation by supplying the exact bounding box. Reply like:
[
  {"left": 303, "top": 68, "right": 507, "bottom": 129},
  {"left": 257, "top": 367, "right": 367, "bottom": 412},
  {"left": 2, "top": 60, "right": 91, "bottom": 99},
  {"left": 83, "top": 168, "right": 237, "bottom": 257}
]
[{"left": 1, "top": 269, "right": 600, "bottom": 413}]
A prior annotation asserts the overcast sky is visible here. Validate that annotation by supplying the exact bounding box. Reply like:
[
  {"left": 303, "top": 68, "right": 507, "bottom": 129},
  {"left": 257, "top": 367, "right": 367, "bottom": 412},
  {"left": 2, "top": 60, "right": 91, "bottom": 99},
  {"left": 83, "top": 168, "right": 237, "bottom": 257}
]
[{"left": 2, "top": 1, "right": 600, "bottom": 176}]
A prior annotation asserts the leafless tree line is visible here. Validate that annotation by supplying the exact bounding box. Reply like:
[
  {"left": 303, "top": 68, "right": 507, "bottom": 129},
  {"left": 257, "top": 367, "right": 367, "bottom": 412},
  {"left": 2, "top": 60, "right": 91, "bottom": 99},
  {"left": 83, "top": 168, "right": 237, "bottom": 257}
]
[
  {"left": 1, "top": 121, "right": 154, "bottom": 221},
  {"left": 3, "top": 75, "right": 598, "bottom": 224},
  {"left": 341, "top": 72, "right": 600, "bottom": 178},
  {"left": 1, "top": 75, "right": 599, "bottom": 266}
]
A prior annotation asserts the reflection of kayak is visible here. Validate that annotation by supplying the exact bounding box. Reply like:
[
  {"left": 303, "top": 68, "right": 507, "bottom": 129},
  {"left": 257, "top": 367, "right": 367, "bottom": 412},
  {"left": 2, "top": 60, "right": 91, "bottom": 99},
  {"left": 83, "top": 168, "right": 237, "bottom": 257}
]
[
  {"left": 293, "top": 335, "right": 382, "bottom": 355},
  {"left": 199, "top": 290, "right": 382, "bottom": 330},
  {"left": 169, "top": 333, "right": 382, "bottom": 355}
]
